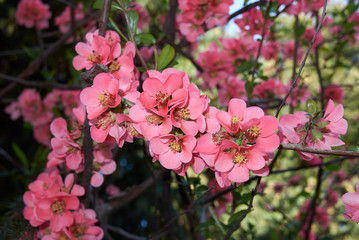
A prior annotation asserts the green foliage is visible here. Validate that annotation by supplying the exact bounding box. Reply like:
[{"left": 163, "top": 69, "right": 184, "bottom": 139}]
[{"left": 157, "top": 44, "right": 175, "bottom": 71}]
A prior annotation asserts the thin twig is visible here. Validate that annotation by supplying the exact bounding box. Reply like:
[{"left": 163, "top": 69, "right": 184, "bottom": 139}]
[
  {"left": 279, "top": 143, "right": 359, "bottom": 157},
  {"left": 118, "top": 0, "right": 149, "bottom": 72},
  {"left": 227, "top": 0, "right": 267, "bottom": 21},
  {"left": 0, "top": 73, "right": 80, "bottom": 90},
  {"left": 275, "top": 0, "right": 328, "bottom": 118},
  {"left": 251, "top": 0, "right": 272, "bottom": 83}
]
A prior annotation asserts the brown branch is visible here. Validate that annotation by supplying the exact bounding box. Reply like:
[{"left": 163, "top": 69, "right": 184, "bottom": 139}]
[
  {"left": 303, "top": 166, "right": 323, "bottom": 239},
  {"left": 280, "top": 143, "right": 359, "bottom": 157},
  {"left": 80, "top": 65, "right": 109, "bottom": 208},
  {"left": 163, "top": 0, "right": 178, "bottom": 43},
  {"left": 98, "top": 0, "right": 112, "bottom": 37},
  {"left": 0, "top": 73, "right": 80, "bottom": 90},
  {"left": 0, "top": 16, "right": 94, "bottom": 98},
  {"left": 251, "top": 0, "right": 272, "bottom": 83},
  {"left": 107, "top": 225, "right": 146, "bottom": 240},
  {"left": 227, "top": 0, "right": 267, "bottom": 21},
  {"left": 275, "top": 0, "right": 328, "bottom": 117},
  {"left": 223, "top": 177, "right": 262, "bottom": 240}
]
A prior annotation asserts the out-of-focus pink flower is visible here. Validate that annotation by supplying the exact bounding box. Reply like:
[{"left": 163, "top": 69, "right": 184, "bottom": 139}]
[
  {"left": 55, "top": 3, "right": 84, "bottom": 34},
  {"left": 303, "top": 27, "right": 324, "bottom": 48},
  {"left": 324, "top": 85, "right": 344, "bottom": 104},
  {"left": 283, "top": 41, "right": 304, "bottom": 63},
  {"left": 342, "top": 181, "right": 359, "bottom": 222},
  {"left": 106, "top": 184, "right": 120, "bottom": 196},
  {"left": 16, "top": 0, "right": 51, "bottom": 30},
  {"left": 278, "top": 100, "right": 347, "bottom": 161}
]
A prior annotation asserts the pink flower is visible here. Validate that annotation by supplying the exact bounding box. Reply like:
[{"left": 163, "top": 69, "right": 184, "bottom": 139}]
[
  {"left": 283, "top": 41, "right": 304, "bottom": 63},
  {"left": 303, "top": 27, "right": 324, "bottom": 48},
  {"left": 262, "top": 41, "right": 280, "bottom": 60},
  {"left": 278, "top": 100, "right": 347, "bottom": 160},
  {"left": 16, "top": 0, "right": 51, "bottom": 30},
  {"left": 139, "top": 70, "right": 185, "bottom": 116},
  {"left": 324, "top": 85, "right": 344, "bottom": 104},
  {"left": 5, "top": 102, "right": 21, "bottom": 120},
  {"left": 72, "top": 30, "right": 122, "bottom": 70},
  {"left": 342, "top": 181, "right": 359, "bottom": 223},
  {"left": 208, "top": 179, "right": 233, "bottom": 217},
  {"left": 150, "top": 134, "right": 196, "bottom": 170},
  {"left": 80, "top": 73, "right": 122, "bottom": 120},
  {"left": 55, "top": 3, "right": 84, "bottom": 35},
  {"left": 252, "top": 78, "right": 286, "bottom": 100},
  {"left": 48, "top": 118, "right": 83, "bottom": 171},
  {"left": 218, "top": 76, "right": 247, "bottom": 107},
  {"left": 129, "top": 2, "right": 150, "bottom": 30},
  {"left": 106, "top": 184, "right": 120, "bottom": 196}
]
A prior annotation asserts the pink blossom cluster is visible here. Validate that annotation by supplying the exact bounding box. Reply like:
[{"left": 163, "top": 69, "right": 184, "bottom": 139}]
[
  {"left": 278, "top": 99, "right": 347, "bottom": 160},
  {"left": 23, "top": 169, "right": 103, "bottom": 239},
  {"left": 47, "top": 114, "right": 117, "bottom": 188},
  {"left": 177, "top": 0, "right": 233, "bottom": 42},
  {"left": 15, "top": 0, "right": 52, "bottom": 30},
  {"left": 342, "top": 181, "right": 359, "bottom": 223},
  {"left": 55, "top": 3, "right": 85, "bottom": 35},
  {"left": 72, "top": 29, "right": 137, "bottom": 77},
  {"left": 234, "top": 7, "right": 271, "bottom": 36},
  {"left": 276, "top": 0, "right": 325, "bottom": 15},
  {"left": 197, "top": 37, "right": 258, "bottom": 91},
  {"left": 5, "top": 89, "right": 81, "bottom": 146}
]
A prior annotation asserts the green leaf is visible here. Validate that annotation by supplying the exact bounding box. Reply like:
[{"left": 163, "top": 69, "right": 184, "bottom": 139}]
[
  {"left": 12, "top": 143, "right": 29, "bottom": 169},
  {"left": 325, "top": 164, "right": 340, "bottom": 172},
  {"left": 307, "top": 99, "right": 317, "bottom": 115},
  {"left": 136, "top": 33, "right": 156, "bottom": 45},
  {"left": 344, "top": 22, "right": 355, "bottom": 32},
  {"left": 348, "top": 146, "right": 359, "bottom": 152},
  {"left": 127, "top": 10, "right": 139, "bottom": 35},
  {"left": 228, "top": 210, "right": 247, "bottom": 224},
  {"left": 245, "top": 81, "right": 255, "bottom": 96},
  {"left": 236, "top": 61, "right": 252, "bottom": 73},
  {"left": 157, "top": 44, "right": 175, "bottom": 71},
  {"left": 295, "top": 25, "right": 306, "bottom": 37},
  {"left": 93, "top": 0, "right": 103, "bottom": 9},
  {"left": 311, "top": 129, "right": 323, "bottom": 143}
]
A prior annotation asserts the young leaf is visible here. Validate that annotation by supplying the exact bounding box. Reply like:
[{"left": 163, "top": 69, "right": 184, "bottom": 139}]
[
  {"left": 136, "top": 33, "right": 156, "bottom": 45},
  {"left": 307, "top": 99, "right": 317, "bottom": 115},
  {"left": 127, "top": 10, "right": 139, "bottom": 35},
  {"left": 12, "top": 143, "right": 29, "bottom": 169},
  {"left": 228, "top": 210, "right": 248, "bottom": 224},
  {"left": 157, "top": 44, "right": 175, "bottom": 71}
]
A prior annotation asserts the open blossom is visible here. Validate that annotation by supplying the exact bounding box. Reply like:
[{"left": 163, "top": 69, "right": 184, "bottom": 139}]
[
  {"left": 80, "top": 73, "right": 122, "bottom": 120},
  {"left": 23, "top": 169, "right": 84, "bottom": 232},
  {"left": 150, "top": 134, "right": 197, "bottom": 171},
  {"left": 252, "top": 78, "right": 286, "bottom": 100},
  {"left": 73, "top": 30, "right": 122, "bottom": 70},
  {"left": 278, "top": 99, "right": 347, "bottom": 160},
  {"left": 342, "top": 181, "right": 359, "bottom": 223},
  {"left": 324, "top": 85, "right": 344, "bottom": 104},
  {"left": 16, "top": 0, "right": 52, "bottom": 30},
  {"left": 206, "top": 98, "right": 279, "bottom": 187}
]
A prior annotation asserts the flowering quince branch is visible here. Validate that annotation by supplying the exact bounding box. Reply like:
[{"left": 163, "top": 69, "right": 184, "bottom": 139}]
[
  {"left": 227, "top": 0, "right": 266, "bottom": 21},
  {"left": 5, "top": 0, "right": 359, "bottom": 238},
  {"left": 303, "top": 166, "right": 323, "bottom": 239},
  {"left": 279, "top": 144, "right": 359, "bottom": 157},
  {"left": 275, "top": 0, "right": 328, "bottom": 118}
]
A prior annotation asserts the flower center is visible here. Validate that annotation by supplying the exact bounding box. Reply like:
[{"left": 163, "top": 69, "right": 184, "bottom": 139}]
[
  {"left": 155, "top": 91, "right": 169, "bottom": 107},
  {"left": 51, "top": 200, "right": 66, "bottom": 215},
  {"left": 230, "top": 116, "right": 240, "bottom": 131},
  {"left": 125, "top": 122, "right": 139, "bottom": 137},
  {"left": 178, "top": 108, "right": 190, "bottom": 120},
  {"left": 169, "top": 140, "right": 182, "bottom": 153},
  {"left": 232, "top": 150, "right": 248, "bottom": 165},
  {"left": 145, "top": 114, "right": 163, "bottom": 125},
  {"left": 93, "top": 161, "right": 104, "bottom": 171},
  {"left": 109, "top": 60, "right": 120, "bottom": 72},
  {"left": 86, "top": 52, "right": 101, "bottom": 64},
  {"left": 244, "top": 125, "right": 260, "bottom": 142},
  {"left": 98, "top": 92, "right": 116, "bottom": 107},
  {"left": 95, "top": 112, "right": 116, "bottom": 130},
  {"left": 73, "top": 224, "right": 88, "bottom": 237}
]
